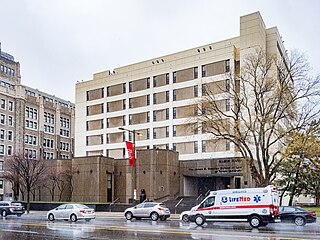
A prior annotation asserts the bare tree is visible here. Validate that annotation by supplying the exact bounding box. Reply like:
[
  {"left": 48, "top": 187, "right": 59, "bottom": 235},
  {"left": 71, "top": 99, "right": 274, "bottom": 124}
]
[
  {"left": 3, "top": 155, "right": 49, "bottom": 213},
  {"left": 198, "top": 49, "right": 320, "bottom": 186}
]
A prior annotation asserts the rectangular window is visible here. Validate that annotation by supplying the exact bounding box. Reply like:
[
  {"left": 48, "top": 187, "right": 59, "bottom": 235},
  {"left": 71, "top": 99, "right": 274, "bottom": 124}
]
[
  {"left": 147, "top": 77, "right": 150, "bottom": 89},
  {"left": 225, "top": 59, "right": 230, "bottom": 72},
  {"left": 173, "top": 125, "right": 176, "bottom": 137},
  {"left": 202, "top": 140, "right": 206, "bottom": 152},
  {"left": 202, "top": 84, "right": 207, "bottom": 96},
  {"left": 173, "top": 107, "right": 176, "bottom": 119},
  {"left": 166, "top": 108, "right": 169, "bottom": 120},
  {"left": 226, "top": 79, "right": 230, "bottom": 92},
  {"left": 202, "top": 65, "right": 206, "bottom": 77},
  {"left": 129, "top": 82, "right": 132, "bottom": 92},
  {"left": 147, "top": 112, "right": 150, "bottom": 122},
  {"left": 166, "top": 73, "right": 169, "bottom": 84},
  {"left": 153, "top": 94, "right": 157, "bottom": 104},
  {"left": 194, "top": 142, "right": 198, "bottom": 153},
  {"left": 0, "top": 99, "right": 5, "bottom": 109},
  {"left": 7, "top": 146, "right": 12, "bottom": 156},
  {"left": 0, "top": 161, "right": 3, "bottom": 171},
  {"left": 8, "top": 101, "right": 13, "bottom": 111},
  {"left": 0, "top": 180, "right": 3, "bottom": 189},
  {"left": 0, "top": 145, "right": 4, "bottom": 155},
  {"left": 123, "top": 83, "right": 126, "bottom": 93},
  {"left": 153, "top": 76, "right": 157, "bottom": 87},
  {"left": 0, "top": 129, "right": 4, "bottom": 139},
  {"left": 147, "top": 95, "right": 150, "bottom": 106},
  {"left": 166, "top": 91, "right": 169, "bottom": 102},
  {"left": 107, "top": 102, "right": 110, "bottom": 112},
  {"left": 8, "top": 131, "right": 13, "bottom": 141},
  {"left": 0, "top": 114, "right": 5, "bottom": 124},
  {"left": 129, "top": 98, "right": 133, "bottom": 108},
  {"left": 129, "top": 115, "right": 132, "bottom": 125},
  {"left": 173, "top": 90, "right": 176, "bottom": 101},
  {"left": 166, "top": 126, "right": 169, "bottom": 138},
  {"left": 147, "top": 129, "right": 150, "bottom": 139},
  {"left": 194, "top": 67, "right": 198, "bottom": 79},
  {"left": 107, "top": 87, "right": 110, "bottom": 97},
  {"left": 153, "top": 111, "right": 156, "bottom": 122},
  {"left": 226, "top": 99, "right": 230, "bottom": 111},
  {"left": 172, "top": 143, "right": 176, "bottom": 151},
  {"left": 153, "top": 129, "right": 156, "bottom": 139},
  {"left": 123, "top": 99, "right": 126, "bottom": 109},
  {"left": 122, "top": 116, "right": 125, "bottom": 126},
  {"left": 194, "top": 85, "right": 198, "bottom": 97},
  {"left": 173, "top": 72, "right": 177, "bottom": 83}
]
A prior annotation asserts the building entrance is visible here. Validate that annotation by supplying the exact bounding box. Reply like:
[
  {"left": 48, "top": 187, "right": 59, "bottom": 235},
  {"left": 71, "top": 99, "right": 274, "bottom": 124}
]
[{"left": 197, "top": 177, "right": 231, "bottom": 196}]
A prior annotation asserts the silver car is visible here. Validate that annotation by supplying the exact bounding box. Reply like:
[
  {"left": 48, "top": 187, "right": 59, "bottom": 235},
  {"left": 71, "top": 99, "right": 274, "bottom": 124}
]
[
  {"left": 124, "top": 202, "right": 170, "bottom": 221},
  {"left": 47, "top": 204, "right": 95, "bottom": 222}
]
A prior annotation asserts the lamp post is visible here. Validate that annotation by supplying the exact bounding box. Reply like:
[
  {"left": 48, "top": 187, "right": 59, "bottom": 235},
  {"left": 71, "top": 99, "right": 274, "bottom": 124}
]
[{"left": 118, "top": 127, "right": 142, "bottom": 201}]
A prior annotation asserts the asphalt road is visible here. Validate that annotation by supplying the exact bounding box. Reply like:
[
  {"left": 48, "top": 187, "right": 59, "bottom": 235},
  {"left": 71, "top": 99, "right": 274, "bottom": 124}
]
[{"left": 0, "top": 212, "right": 319, "bottom": 240}]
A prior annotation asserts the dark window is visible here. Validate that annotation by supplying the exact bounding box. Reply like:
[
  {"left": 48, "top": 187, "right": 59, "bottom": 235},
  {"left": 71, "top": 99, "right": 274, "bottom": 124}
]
[
  {"left": 123, "top": 99, "right": 126, "bottom": 109},
  {"left": 153, "top": 111, "right": 156, "bottom": 122},
  {"left": 225, "top": 59, "right": 230, "bottom": 72},
  {"left": 129, "top": 115, "right": 132, "bottom": 125},
  {"left": 147, "top": 77, "right": 150, "bottom": 88},
  {"left": 107, "top": 87, "right": 110, "bottom": 97},
  {"left": 122, "top": 116, "right": 126, "bottom": 126},
  {"left": 166, "top": 91, "right": 169, "bottom": 102},
  {"left": 194, "top": 142, "right": 198, "bottom": 153},
  {"left": 147, "top": 95, "right": 150, "bottom": 106},
  {"left": 173, "top": 126, "right": 176, "bottom": 137},
  {"left": 147, "top": 112, "right": 150, "bottom": 122},
  {"left": 153, "top": 129, "right": 156, "bottom": 139},
  {"left": 226, "top": 99, "right": 230, "bottom": 111},
  {"left": 107, "top": 103, "right": 110, "bottom": 112},
  {"left": 166, "top": 108, "right": 169, "bottom": 120},
  {"left": 173, "top": 107, "right": 176, "bottom": 119},
  {"left": 129, "top": 82, "right": 132, "bottom": 92},
  {"left": 166, "top": 126, "right": 169, "bottom": 137},
  {"left": 147, "top": 129, "right": 150, "bottom": 139},
  {"left": 166, "top": 73, "right": 169, "bottom": 84},
  {"left": 202, "top": 84, "right": 207, "bottom": 96},
  {"left": 202, "top": 140, "right": 206, "bottom": 152},
  {"left": 129, "top": 98, "right": 133, "bottom": 108},
  {"left": 194, "top": 85, "right": 198, "bottom": 97},
  {"left": 172, "top": 143, "right": 176, "bottom": 151},
  {"left": 123, "top": 83, "right": 126, "bottom": 93},
  {"left": 153, "top": 76, "right": 157, "bottom": 87},
  {"left": 226, "top": 79, "right": 230, "bottom": 92},
  {"left": 202, "top": 65, "right": 206, "bottom": 77},
  {"left": 194, "top": 67, "right": 198, "bottom": 79},
  {"left": 173, "top": 90, "right": 176, "bottom": 101},
  {"left": 173, "top": 72, "right": 177, "bottom": 83},
  {"left": 153, "top": 94, "right": 157, "bottom": 104}
]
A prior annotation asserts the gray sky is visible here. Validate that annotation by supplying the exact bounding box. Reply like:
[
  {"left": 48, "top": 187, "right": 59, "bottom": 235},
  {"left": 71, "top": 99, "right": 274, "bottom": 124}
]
[{"left": 1, "top": 0, "right": 319, "bottom": 102}]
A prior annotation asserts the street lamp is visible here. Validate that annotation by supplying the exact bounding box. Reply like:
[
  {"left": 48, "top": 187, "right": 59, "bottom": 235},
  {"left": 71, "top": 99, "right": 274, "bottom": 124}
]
[{"left": 118, "top": 127, "right": 142, "bottom": 201}]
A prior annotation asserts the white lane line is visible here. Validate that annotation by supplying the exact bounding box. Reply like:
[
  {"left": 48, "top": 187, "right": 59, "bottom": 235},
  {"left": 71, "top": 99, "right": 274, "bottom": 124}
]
[{"left": 0, "top": 229, "right": 38, "bottom": 234}]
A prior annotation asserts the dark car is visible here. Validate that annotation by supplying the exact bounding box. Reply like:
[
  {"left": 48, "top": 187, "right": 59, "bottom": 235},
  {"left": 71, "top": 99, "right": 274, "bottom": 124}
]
[
  {"left": 279, "top": 206, "right": 317, "bottom": 226},
  {"left": 0, "top": 201, "right": 25, "bottom": 217}
]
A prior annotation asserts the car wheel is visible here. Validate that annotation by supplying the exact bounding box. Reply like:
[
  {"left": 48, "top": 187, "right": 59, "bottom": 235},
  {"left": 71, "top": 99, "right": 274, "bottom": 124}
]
[
  {"left": 294, "top": 216, "right": 306, "bottom": 226},
  {"left": 48, "top": 213, "right": 55, "bottom": 221},
  {"left": 150, "top": 212, "right": 159, "bottom": 221},
  {"left": 182, "top": 214, "right": 189, "bottom": 223},
  {"left": 195, "top": 215, "right": 205, "bottom": 226},
  {"left": 249, "top": 216, "right": 262, "bottom": 228},
  {"left": 1, "top": 210, "right": 7, "bottom": 217},
  {"left": 70, "top": 214, "right": 78, "bottom": 222},
  {"left": 125, "top": 211, "right": 133, "bottom": 220},
  {"left": 85, "top": 219, "right": 91, "bottom": 222}
]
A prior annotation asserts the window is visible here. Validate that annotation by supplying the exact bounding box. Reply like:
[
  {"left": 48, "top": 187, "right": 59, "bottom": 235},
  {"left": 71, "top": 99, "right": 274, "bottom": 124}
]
[
  {"left": 166, "top": 73, "right": 169, "bottom": 84},
  {"left": 147, "top": 112, "right": 150, "bottom": 122},
  {"left": 129, "top": 82, "right": 132, "bottom": 92},
  {"left": 153, "top": 94, "right": 157, "bottom": 104},
  {"left": 107, "top": 87, "right": 110, "bottom": 97},
  {"left": 129, "top": 98, "right": 133, "bottom": 108},
  {"left": 194, "top": 67, "right": 198, "bottom": 79},
  {"left": 7, "top": 146, "right": 12, "bottom": 156},
  {"left": 226, "top": 79, "right": 230, "bottom": 92},
  {"left": 153, "top": 110, "right": 157, "bottom": 122},
  {"left": 173, "top": 72, "right": 177, "bottom": 83},
  {"left": 145, "top": 77, "right": 150, "bottom": 88},
  {"left": 123, "top": 99, "right": 126, "bottom": 109},
  {"left": 194, "top": 85, "right": 198, "bottom": 97},
  {"left": 226, "top": 99, "right": 230, "bottom": 111},
  {"left": 166, "top": 126, "right": 169, "bottom": 137},
  {"left": 0, "top": 114, "right": 5, "bottom": 124},
  {"left": 8, "top": 116, "right": 13, "bottom": 126},
  {"left": 8, "top": 101, "right": 13, "bottom": 111},
  {"left": 173, "top": 90, "right": 176, "bottom": 101},
  {"left": 194, "top": 142, "right": 198, "bottom": 153},
  {"left": 173, "top": 107, "right": 177, "bottom": 119},
  {"left": 153, "top": 76, "right": 157, "bottom": 87},
  {"left": 147, "top": 129, "right": 150, "bottom": 139},
  {"left": 0, "top": 180, "right": 3, "bottom": 189},
  {"left": 153, "top": 129, "right": 156, "bottom": 139},
  {"left": 202, "top": 65, "right": 206, "bottom": 77},
  {"left": 0, "top": 145, "right": 4, "bottom": 155},
  {"left": 129, "top": 115, "right": 132, "bottom": 125},
  {"left": 225, "top": 59, "right": 230, "bottom": 72},
  {"left": 147, "top": 95, "right": 150, "bottom": 106},
  {"left": 166, "top": 91, "right": 169, "bottom": 102},
  {"left": 123, "top": 83, "right": 126, "bottom": 93},
  {"left": 202, "top": 196, "right": 215, "bottom": 208},
  {"left": 202, "top": 140, "right": 206, "bottom": 152},
  {"left": 172, "top": 143, "right": 176, "bottom": 151},
  {"left": 107, "top": 103, "right": 110, "bottom": 112},
  {"left": 122, "top": 116, "right": 125, "bottom": 126},
  {"left": 0, "top": 129, "right": 4, "bottom": 139},
  {"left": 166, "top": 108, "right": 169, "bottom": 120},
  {"left": 173, "top": 126, "right": 176, "bottom": 137},
  {"left": 0, "top": 99, "right": 5, "bottom": 109},
  {"left": 0, "top": 161, "right": 3, "bottom": 171},
  {"left": 8, "top": 131, "right": 13, "bottom": 141}
]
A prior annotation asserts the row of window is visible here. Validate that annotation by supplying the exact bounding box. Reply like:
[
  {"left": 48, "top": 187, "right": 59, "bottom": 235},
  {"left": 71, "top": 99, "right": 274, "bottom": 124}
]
[
  {"left": 25, "top": 107, "right": 38, "bottom": 120},
  {"left": 0, "top": 144, "right": 13, "bottom": 156},
  {"left": 25, "top": 134, "right": 37, "bottom": 145},
  {"left": 0, "top": 99, "right": 14, "bottom": 111},
  {"left": 60, "top": 117, "right": 70, "bottom": 128},
  {"left": 44, "top": 112, "right": 54, "bottom": 124},
  {"left": 0, "top": 129, "right": 13, "bottom": 141},
  {"left": 0, "top": 65, "right": 15, "bottom": 77},
  {"left": 44, "top": 125, "right": 54, "bottom": 133},
  {"left": 0, "top": 114, "right": 13, "bottom": 126}
]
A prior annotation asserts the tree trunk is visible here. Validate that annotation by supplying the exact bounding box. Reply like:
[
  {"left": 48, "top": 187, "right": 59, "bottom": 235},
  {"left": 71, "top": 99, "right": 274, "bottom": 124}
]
[{"left": 27, "top": 189, "right": 30, "bottom": 214}]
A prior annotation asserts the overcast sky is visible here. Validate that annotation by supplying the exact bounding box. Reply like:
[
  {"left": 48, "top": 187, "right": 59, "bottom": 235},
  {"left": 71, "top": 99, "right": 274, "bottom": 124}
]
[{"left": 1, "top": 0, "right": 319, "bottom": 102}]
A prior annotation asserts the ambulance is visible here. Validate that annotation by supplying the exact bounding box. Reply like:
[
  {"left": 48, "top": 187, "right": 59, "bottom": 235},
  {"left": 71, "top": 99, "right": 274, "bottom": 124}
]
[{"left": 188, "top": 185, "right": 280, "bottom": 228}]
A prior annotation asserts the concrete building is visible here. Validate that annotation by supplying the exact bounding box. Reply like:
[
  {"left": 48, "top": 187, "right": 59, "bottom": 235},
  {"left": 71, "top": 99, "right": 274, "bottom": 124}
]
[
  {"left": 0, "top": 43, "right": 75, "bottom": 201},
  {"left": 75, "top": 12, "right": 287, "bottom": 199}
]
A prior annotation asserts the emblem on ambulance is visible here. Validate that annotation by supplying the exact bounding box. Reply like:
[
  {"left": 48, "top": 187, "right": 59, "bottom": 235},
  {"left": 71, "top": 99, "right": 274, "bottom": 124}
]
[
  {"left": 221, "top": 196, "right": 228, "bottom": 203},
  {"left": 253, "top": 195, "right": 261, "bottom": 203}
]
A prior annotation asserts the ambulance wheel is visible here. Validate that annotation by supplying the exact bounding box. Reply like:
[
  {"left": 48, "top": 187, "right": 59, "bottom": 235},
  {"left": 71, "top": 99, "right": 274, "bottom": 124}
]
[
  {"left": 249, "top": 216, "right": 262, "bottom": 228},
  {"left": 195, "top": 215, "right": 205, "bottom": 226}
]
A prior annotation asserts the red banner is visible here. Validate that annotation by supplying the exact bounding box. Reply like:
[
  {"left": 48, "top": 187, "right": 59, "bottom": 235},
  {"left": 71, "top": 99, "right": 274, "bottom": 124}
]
[{"left": 125, "top": 141, "right": 135, "bottom": 166}]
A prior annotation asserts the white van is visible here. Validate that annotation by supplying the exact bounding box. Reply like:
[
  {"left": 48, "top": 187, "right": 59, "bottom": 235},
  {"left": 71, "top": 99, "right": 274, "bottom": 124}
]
[{"left": 188, "top": 185, "right": 280, "bottom": 228}]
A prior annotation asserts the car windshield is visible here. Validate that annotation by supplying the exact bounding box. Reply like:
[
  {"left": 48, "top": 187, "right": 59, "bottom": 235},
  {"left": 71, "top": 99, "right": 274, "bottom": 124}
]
[
  {"left": 159, "top": 204, "right": 167, "bottom": 208},
  {"left": 75, "top": 204, "right": 90, "bottom": 209},
  {"left": 295, "top": 207, "right": 306, "bottom": 212},
  {"left": 11, "top": 203, "right": 22, "bottom": 206}
]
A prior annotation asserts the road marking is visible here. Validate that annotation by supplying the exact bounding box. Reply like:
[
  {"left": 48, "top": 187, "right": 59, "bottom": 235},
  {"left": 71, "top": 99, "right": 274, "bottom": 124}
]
[
  {"left": 0, "top": 229, "right": 38, "bottom": 234},
  {"left": 0, "top": 221, "right": 319, "bottom": 240}
]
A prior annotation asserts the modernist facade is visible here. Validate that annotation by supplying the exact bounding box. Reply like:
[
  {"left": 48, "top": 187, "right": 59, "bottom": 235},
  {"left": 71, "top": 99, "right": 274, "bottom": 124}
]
[
  {"left": 75, "top": 12, "right": 287, "bottom": 197},
  {"left": 0, "top": 43, "right": 75, "bottom": 201}
]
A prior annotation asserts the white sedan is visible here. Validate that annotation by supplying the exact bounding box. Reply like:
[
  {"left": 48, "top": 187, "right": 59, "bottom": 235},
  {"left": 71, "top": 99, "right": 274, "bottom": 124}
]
[{"left": 47, "top": 204, "right": 95, "bottom": 222}]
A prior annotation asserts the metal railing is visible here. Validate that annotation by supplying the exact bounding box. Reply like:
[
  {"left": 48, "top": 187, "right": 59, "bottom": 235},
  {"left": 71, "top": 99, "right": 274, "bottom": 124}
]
[
  {"left": 109, "top": 198, "right": 119, "bottom": 212},
  {"left": 174, "top": 198, "right": 184, "bottom": 214}
]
